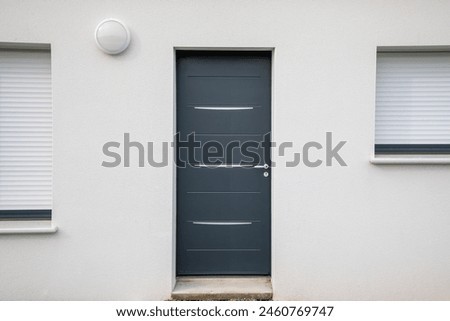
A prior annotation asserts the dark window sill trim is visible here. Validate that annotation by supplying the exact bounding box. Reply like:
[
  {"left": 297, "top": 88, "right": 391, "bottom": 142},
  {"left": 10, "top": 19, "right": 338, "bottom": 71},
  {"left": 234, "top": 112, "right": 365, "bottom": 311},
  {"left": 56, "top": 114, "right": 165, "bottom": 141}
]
[
  {"left": 0, "top": 209, "right": 51, "bottom": 220},
  {"left": 375, "top": 144, "right": 450, "bottom": 154}
]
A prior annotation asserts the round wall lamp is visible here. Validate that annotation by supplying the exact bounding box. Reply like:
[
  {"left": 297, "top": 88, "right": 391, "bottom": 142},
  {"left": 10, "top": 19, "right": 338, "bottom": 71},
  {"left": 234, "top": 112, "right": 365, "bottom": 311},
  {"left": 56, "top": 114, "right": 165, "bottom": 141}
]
[{"left": 95, "top": 19, "right": 130, "bottom": 55}]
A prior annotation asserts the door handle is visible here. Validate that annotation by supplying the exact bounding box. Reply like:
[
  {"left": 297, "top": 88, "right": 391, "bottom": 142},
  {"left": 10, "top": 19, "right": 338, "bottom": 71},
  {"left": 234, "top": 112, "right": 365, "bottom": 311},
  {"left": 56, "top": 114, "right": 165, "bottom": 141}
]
[{"left": 254, "top": 164, "right": 270, "bottom": 169}]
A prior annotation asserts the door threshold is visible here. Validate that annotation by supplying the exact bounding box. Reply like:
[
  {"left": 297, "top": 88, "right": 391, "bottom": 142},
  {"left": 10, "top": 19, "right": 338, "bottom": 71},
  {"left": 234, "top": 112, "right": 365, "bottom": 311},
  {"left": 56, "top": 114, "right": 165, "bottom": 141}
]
[{"left": 171, "top": 276, "right": 272, "bottom": 301}]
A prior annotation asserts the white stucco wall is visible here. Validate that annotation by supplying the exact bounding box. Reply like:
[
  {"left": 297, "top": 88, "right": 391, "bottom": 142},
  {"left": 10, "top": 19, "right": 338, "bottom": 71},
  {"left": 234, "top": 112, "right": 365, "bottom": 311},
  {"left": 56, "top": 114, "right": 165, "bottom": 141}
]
[{"left": 0, "top": 0, "right": 450, "bottom": 300}]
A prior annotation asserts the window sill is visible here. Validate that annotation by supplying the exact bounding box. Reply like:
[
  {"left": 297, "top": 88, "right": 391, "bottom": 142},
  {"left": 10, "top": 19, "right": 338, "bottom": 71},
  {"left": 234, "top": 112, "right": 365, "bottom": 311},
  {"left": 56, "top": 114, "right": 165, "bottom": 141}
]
[
  {"left": 370, "top": 155, "right": 450, "bottom": 165},
  {"left": 0, "top": 221, "right": 58, "bottom": 235}
]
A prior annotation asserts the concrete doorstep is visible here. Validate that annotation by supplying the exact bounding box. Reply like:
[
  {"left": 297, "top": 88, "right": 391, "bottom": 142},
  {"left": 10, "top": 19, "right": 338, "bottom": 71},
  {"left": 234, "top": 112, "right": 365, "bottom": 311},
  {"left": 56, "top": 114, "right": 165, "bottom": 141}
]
[{"left": 171, "top": 276, "right": 273, "bottom": 301}]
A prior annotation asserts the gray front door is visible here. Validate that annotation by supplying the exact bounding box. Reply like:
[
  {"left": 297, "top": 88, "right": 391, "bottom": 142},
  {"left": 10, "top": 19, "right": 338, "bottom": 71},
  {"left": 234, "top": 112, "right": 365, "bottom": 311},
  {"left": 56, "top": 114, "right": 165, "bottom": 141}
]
[{"left": 176, "top": 51, "right": 271, "bottom": 275}]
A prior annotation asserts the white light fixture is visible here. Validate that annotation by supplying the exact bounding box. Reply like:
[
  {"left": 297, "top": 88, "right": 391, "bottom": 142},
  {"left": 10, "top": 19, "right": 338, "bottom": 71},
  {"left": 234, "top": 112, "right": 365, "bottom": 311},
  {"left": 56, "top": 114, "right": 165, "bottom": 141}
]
[{"left": 95, "top": 19, "right": 130, "bottom": 55}]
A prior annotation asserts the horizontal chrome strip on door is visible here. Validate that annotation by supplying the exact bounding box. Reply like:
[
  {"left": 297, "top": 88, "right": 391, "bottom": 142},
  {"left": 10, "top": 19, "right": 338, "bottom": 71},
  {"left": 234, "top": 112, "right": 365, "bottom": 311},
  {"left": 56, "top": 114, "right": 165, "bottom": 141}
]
[
  {"left": 186, "top": 249, "right": 261, "bottom": 252},
  {"left": 192, "top": 164, "right": 268, "bottom": 168},
  {"left": 192, "top": 221, "right": 253, "bottom": 226},
  {"left": 194, "top": 106, "right": 254, "bottom": 110},
  {"left": 186, "top": 191, "right": 261, "bottom": 194}
]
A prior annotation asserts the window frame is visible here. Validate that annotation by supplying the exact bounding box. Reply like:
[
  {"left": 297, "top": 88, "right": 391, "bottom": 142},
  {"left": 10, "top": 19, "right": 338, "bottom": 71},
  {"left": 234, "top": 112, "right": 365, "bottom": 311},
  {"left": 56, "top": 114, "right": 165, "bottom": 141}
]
[
  {"left": 0, "top": 43, "right": 53, "bottom": 221},
  {"left": 374, "top": 47, "right": 450, "bottom": 156}
]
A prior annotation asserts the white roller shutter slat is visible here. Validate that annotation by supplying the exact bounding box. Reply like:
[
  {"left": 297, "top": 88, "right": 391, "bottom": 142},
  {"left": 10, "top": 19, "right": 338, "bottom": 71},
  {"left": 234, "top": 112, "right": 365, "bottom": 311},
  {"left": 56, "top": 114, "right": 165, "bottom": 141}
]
[
  {"left": 0, "top": 49, "right": 52, "bottom": 213},
  {"left": 375, "top": 52, "right": 450, "bottom": 146}
]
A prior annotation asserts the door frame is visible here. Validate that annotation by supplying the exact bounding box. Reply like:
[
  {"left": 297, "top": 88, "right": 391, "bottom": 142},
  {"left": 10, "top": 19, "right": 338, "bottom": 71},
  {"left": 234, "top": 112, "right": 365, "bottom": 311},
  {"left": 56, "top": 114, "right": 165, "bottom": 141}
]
[{"left": 171, "top": 47, "right": 275, "bottom": 284}]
